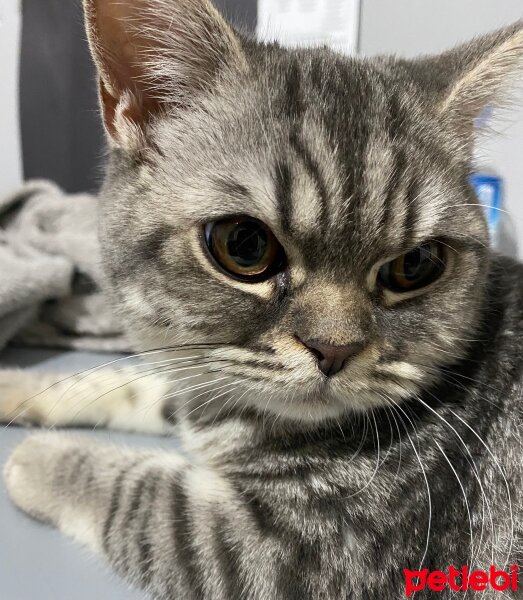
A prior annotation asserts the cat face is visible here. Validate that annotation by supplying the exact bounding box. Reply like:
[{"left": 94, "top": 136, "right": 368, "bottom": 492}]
[{"left": 85, "top": 1, "right": 522, "bottom": 421}]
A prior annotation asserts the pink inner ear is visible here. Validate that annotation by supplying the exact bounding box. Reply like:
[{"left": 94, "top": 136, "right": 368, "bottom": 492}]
[
  {"left": 85, "top": 0, "right": 246, "bottom": 146},
  {"left": 94, "top": 0, "right": 145, "bottom": 96},
  {"left": 89, "top": 0, "right": 165, "bottom": 135}
]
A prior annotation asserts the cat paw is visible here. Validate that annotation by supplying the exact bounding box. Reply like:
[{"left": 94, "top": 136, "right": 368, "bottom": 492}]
[
  {"left": 3, "top": 434, "right": 71, "bottom": 523},
  {"left": 0, "top": 371, "right": 44, "bottom": 426}
]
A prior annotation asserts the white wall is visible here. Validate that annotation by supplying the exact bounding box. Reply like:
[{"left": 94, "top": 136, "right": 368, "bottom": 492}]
[
  {"left": 359, "top": 0, "right": 523, "bottom": 257},
  {"left": 0, "top": 0, "right": 22, "bottom": 197}
]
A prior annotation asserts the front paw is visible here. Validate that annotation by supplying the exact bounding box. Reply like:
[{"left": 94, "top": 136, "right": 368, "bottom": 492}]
[
  {"left": 0, "top": 370, "right": 43, "bottom": 425},
  {"left": 3, "top": 433, "right": 74, "bottom": 523}
]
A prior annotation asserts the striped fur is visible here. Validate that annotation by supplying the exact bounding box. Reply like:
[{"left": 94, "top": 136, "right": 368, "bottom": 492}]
[{"left": 3, "top": 2, "right": 523, "bottom": 598}]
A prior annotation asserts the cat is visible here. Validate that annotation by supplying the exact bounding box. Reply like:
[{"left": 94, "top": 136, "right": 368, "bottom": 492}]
[{"left": 1, "top": 0, "right": 523, "bottom": 598}]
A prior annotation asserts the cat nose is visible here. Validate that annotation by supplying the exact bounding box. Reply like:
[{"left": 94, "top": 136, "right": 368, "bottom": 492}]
[{"left": 299, "top": 338, "right": 364, "bottom": 377}]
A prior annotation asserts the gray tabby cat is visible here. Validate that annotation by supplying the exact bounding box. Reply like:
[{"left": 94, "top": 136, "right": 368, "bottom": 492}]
[{"left": 2, "top": 0, "right": 523, "bottom": 598}]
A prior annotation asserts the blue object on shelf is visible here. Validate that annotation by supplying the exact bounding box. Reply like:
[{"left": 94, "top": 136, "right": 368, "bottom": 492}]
[{"left": 470, "top": 173, "right": 503, "bottom": 233}]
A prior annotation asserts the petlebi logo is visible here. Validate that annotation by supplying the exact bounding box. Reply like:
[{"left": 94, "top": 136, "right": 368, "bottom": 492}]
[{"left": 404, "top": 565, "right": 519, "bottom": 597}]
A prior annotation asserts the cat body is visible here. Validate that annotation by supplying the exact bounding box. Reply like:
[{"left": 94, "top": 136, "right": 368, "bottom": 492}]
[
  {"left": 3, "top": 259, "right": 523, "bottom": 599},
  {"left": 2, "top": 0, "right": 523, "bottom": 598}
]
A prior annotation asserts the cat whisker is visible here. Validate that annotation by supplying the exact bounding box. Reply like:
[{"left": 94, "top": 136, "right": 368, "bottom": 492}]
[
  {"left": 52, "top": 358, "right": 227, "bottom": 422},
  {"left": 224, "top": 385, "right": 256, "bottom": 423},
  {"left": 66, "top": 357, "right": 226, "bottom": 407},
  {"left": 209, "top": 385, "right": 252, "bottom": 426},
  {"left": 414, "top": 393, "right": 497, "bottom": 567},
  {"left": 444, "top": 203, "right": 511, "bottom": 216},
  {"left": 422, "top": 341, "right": 472, "bottom": 362},
  {"left": 419, "top": 364, "right": 503, "bottom": 407},
  {"left": 170, "top": 379, "right": 246, "bottom": 421},
  {"left": 4, "top": 344, "right": 225, "bottom": 424},
  {"left": 345, "top": 412, "right": 382, "bottom": 499},
  {"left": 376, "top": 406, "right": 396, "bottom": 469},
  {"left": 447, "top": 407, "right": 515, "bottom": 571},
  {"left": 269, "top": 392, "right": 287, "bottom": 434},
  {"left": 198, "top": 380, "right": 245, "bottom": 414},
  {"left": 66, "top": 363, "right": 225, "bottom": 426},
  {"left": 6, "top": 358, "right": 226, "bottom": 429},
  {"left": 432, "top": 439, "right": 476, "bottom": 573},
  {"left": 161, "top": 374, "right": 231, "bottom": 403},
  {"left": 157, "top": 379, "right": 232, "bottom": 424},
  {"left": 141, "top": 376, "right": 236, "bottom": 422},
  {"left": 345, "top": 413, "right": 370, "bottom": 467},
  {"left": 384, "top": 405, "right": 404, "bottom": 482},
  {"left": 199, "top": 380, "right": 245, "bottom": 421},
  {"left": 386, "top": 396, "right": 433, "bottom": 575}
]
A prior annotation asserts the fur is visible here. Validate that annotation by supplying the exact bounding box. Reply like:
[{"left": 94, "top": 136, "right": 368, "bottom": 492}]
[{"left": 2, "top": 1, "right": 523, "bottom": 598}]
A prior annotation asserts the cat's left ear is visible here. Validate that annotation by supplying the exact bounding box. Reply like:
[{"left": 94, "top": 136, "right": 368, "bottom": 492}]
[
  {"left": 403, "top": 21, "right": 523, "bottom": 146},
  {"left": 83, "top": 0, "right": 247, "bottom": 151}
]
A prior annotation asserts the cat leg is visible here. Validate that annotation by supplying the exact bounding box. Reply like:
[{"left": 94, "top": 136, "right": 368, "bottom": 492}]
[
  {"left": 3, "top": 434, "right": 281, "bottom": 600},
  {"left": 0, "top": 368, "right": 175, "bottom": 434}
]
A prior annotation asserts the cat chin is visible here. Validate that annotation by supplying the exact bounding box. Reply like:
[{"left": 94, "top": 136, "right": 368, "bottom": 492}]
[{"left": 239, "top": 377, "right": 420, "bottom": 424}]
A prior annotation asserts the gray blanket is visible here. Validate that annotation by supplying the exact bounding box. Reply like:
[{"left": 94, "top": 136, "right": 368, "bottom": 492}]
[{"left": 0, "top": 181, "right": 130, "bottom": 352}]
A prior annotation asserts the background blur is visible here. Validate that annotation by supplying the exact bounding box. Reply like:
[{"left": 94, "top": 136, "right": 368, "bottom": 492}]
[{"left": 1, "top": 0, "right": 522, "bottom": 250}]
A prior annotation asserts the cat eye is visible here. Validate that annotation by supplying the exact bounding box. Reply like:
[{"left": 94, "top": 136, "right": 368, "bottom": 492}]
[
  {"left": 204, "top": 217, "right": 285, "bottom": 282},
  {"left": 378, "top": 241, "right": 446, "bottom": 293}
]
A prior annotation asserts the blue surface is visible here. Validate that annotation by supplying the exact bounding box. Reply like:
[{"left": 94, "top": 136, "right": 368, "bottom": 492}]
[
  {"left": 0, "top": 348, "right": 179, "bottom": 600},
  {"left": 470, "top": 172, "right": 503, "bottom": 233}
]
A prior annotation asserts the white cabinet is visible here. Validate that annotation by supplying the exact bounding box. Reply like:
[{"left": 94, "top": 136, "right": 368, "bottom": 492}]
[
  {"left": 257, "top": 0, "right": 360, "bottom": 53},
  {"left": 0, "top": 0, "right": 22, "bottom": 196}
]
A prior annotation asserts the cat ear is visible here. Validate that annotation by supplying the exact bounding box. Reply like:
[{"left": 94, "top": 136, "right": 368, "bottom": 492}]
[
  {"left": 403, "top": 21, "right": 523, "bottom": 144},
  {"left": 83, "top": 0, "right": 247, "bottom": 150}
]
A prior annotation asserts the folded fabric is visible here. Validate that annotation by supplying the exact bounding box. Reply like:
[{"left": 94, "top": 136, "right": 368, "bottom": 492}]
[{"left": 0, "top": 180, "right": 130, "bottom": 352}]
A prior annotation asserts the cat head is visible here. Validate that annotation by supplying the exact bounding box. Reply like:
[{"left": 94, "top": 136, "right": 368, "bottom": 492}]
[{"left": 84, "top": 0, "right": 523, "bottom": 422}]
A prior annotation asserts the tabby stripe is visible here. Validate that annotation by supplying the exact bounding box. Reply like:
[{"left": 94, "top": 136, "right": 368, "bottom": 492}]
[
  {"left": 402, "top": 176, "right": 419, "bottom": 248},
  {"left": 213, "top": 515, "right": 245, "bottom": 600},
  {"left": 233, "top": 484, "right": 276, "bottom": 535},
  {"left": 66, "top": 452, "right": 89, "bottom": 486},
  {"left": 84, "top": 467, "right": 95, "bottom": 489},
  {"left": 102, "top": 463, "right": 137, "bottom": 554},
  {"left": 275, "top": 161, "right": 293, "bottom": 233},
  {"left": 216, "top": 177, "right": 252, "bottom": 202},
  {"left": 126, "top": 476, "right": 147, "bottom": 527},
  {"left": 290, "top": 129, "right": 329, "bottom": 229},
  {"left": 275, "top": 541, "right": 316, "bottom": 600},
  {"left": 285, "top": 58, "right": 303, "bottom": 121},
  {"left": 228, "top": 461, "right": 316, "bottom": 482},
  {"left": 137, "top": 226, "right": 175, "bottom": 263},
  {"left": 137, "top": 473, "right": 160, "bottom": 585},
  {"left": 121, "top": 474, "right": 148, "bottom": 572},
  {"left": 195, "top": 406, "right": 260, "bottom": 429},
  {"left": 274, "top": 270, "right": 291, "bottom": 306},
  {"left": 382, "top": 148, "right": 407, "bottom": 239},
  {"left": 170, "top": 470, "right": 205, "bottom": 600},
  {"left": 162, "top": 400, "right": 178, "bottom": 426},
  {"left": 385, "top": 91, "right": 405, "bottom": 135}
]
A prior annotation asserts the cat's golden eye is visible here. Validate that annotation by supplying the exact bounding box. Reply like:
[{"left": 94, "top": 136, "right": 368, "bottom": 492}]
[
  {"left": 204, "top": 217, "right": 285, "bottom": 282},
  {"left": 378, "top": 241, "right": 446, "bottom": 293}
]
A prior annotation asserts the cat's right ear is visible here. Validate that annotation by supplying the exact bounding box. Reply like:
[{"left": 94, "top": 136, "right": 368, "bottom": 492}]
[
  {"left": 399, "top": 21, "right": 523, "bottom": 153},
  {"left": 83, "top": 0, "right": 247, "bottom": 151}
]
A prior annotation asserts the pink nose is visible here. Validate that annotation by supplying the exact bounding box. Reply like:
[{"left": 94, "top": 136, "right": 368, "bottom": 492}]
[{"left": 300, "top": 338, "right": 364, "bottom": 377}]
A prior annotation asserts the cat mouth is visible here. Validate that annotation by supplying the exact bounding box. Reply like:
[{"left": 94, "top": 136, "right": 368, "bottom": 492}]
[{"left": 182, "top": 344, "right": 427, "bottom": 416}]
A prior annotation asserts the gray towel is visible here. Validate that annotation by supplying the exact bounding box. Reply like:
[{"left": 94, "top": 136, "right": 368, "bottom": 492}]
[{"left": 0, "top": 181, "right": 130, "bottom": 352}]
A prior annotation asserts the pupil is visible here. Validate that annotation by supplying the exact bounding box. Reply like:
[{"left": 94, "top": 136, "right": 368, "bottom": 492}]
[
  {"left": 227, "top": 222, "right": 268, "bottom": 267},
  {"left": 403, "top": 246, "right": 429, "bottom": 280}
]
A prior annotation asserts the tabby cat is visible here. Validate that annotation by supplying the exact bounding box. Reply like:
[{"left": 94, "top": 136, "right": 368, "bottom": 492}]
[{"left": 2, "top": 1, "right": 523, "bottom": 598}]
